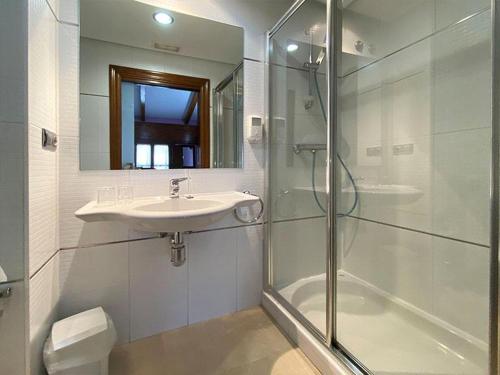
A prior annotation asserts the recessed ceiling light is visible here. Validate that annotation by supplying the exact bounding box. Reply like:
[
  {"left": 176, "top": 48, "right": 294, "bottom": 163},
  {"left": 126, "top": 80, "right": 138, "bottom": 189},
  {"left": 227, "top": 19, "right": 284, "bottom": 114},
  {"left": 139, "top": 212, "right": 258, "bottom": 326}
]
[
  {"left": 153, "top": 11, "right": 174, "bottom": 25},
  {"left": 287, "top": 43, "right": 299, "bottom": 52}
]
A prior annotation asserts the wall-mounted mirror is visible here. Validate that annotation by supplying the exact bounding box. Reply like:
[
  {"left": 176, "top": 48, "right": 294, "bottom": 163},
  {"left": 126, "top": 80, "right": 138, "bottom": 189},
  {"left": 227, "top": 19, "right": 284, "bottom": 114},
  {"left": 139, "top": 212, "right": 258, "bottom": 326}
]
[{"left": 79, "top": 0, "right": 244, "bottom": 170}]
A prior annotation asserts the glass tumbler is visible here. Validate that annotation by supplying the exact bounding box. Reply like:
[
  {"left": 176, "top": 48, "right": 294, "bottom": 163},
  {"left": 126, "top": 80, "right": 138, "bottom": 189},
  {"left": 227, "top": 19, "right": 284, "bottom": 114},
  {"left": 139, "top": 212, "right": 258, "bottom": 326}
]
[
  {"left": 118, "top": 185, "right": 134, "bottom": 204},
  {"left": 96, "top": 186, "right": 116, "bottom": 206}
]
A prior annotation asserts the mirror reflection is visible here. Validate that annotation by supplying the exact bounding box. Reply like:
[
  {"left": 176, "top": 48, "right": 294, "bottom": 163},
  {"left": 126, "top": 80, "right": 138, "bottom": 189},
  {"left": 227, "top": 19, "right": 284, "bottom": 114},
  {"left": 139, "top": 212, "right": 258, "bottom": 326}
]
[{"left": 79, "top": 0, "right": 244, "bottom": 170}]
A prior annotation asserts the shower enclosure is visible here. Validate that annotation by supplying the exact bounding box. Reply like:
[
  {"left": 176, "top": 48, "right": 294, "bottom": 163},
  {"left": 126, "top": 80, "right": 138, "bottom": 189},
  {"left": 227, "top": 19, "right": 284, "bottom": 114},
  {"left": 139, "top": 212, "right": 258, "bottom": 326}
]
[
  {"left": 266, "top": 0, "right": 499, "bottom": 374},
  {"left": 212, "top": 63, "right": 244, "bottom": 168}
]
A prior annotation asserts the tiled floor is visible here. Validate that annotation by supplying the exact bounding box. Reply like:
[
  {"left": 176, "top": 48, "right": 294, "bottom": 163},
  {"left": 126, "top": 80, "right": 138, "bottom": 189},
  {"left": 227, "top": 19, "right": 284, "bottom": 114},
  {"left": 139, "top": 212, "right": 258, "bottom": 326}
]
[{"left": 109, "top": 307, "right": 320, "bottom": 375}]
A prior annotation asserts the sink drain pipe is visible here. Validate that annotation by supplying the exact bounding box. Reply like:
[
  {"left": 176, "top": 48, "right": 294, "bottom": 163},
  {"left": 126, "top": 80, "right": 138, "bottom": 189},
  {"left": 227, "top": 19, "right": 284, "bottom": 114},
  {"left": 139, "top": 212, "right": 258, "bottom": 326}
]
[
  {"left": 170, "top": 232, "right": 185, "bottom": 266},
  {"left": 161, "top": 232, "right": 186, "bottom": 267}
]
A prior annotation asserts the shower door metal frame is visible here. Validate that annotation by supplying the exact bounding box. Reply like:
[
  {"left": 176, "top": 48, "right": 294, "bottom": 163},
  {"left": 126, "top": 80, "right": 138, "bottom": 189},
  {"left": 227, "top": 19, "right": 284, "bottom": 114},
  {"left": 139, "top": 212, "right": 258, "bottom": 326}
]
[
  {"left": 266, "top": 0, "right": 500, "bottom": 374},
  {"left": 264, "top": 0, "right": 329, "bottom": 345},
  {"left": 264, "top": 0, "right": 368, "bottom": 374},
  {"left": 490, "top": 1, "right": 499, "bottom": 374},
  {"left": 213, "top": 62, "right": 244, "bottom": 168}
]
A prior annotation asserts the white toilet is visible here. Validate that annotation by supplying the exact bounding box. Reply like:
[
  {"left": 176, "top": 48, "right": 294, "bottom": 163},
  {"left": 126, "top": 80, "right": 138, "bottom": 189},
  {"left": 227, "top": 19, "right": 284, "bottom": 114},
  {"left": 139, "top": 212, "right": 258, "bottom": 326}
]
[{"left": 43, "top": 307, "right": 117, "bottom": 375}]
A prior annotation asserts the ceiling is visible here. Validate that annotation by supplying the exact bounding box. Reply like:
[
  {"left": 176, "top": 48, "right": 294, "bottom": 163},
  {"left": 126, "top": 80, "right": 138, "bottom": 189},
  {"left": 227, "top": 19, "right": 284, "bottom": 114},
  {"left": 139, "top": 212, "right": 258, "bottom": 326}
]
[
  {"left": 345, "top": 0, "right": 430, "bottom": 22},
  {"left": 80, "top": 0, "right": 244, "bottom": 65},
  {"left": 133, "top": 84, "right": 198, "bottom": 125}
]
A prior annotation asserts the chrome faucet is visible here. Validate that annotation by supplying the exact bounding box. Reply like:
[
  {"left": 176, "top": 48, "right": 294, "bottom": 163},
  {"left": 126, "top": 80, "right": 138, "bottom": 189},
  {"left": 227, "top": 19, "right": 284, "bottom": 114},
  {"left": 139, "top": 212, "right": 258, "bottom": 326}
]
[{"left": 169, "top": 177, "right": 188, "bottom": 198}]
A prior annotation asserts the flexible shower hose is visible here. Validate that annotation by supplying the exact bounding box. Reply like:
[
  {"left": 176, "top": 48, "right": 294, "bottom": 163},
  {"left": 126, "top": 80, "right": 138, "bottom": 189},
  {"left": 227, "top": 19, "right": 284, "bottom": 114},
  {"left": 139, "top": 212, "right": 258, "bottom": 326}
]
[{"left": 312, "top": 70, "right": 358, "bottom": 217}]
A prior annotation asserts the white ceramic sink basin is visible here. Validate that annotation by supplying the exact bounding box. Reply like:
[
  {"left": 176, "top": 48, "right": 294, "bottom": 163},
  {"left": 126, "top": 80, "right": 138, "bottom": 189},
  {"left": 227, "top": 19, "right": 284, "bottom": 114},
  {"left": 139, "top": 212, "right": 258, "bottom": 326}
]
[{"left": 75, "top": 191, "right": 260, "bottom": 233}]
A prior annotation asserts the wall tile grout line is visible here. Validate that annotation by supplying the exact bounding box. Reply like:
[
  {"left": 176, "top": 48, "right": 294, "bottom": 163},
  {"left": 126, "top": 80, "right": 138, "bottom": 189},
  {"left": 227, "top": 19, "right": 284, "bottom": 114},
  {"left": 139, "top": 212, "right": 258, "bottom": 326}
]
[
  {"left": 44, "top": 0, "right": 78, "bottom": 27},
  {"left": 58, "top": 222, "right": 263, "bottom": 252},
  {"left": 347, "top": 214, "right": 489, "bottom": 249},
  {"left": 79, "top": 93, "right": 109, "bottom": 98},
  {"left": 29, "top": 248, "right": 59, "bottom": 280}
]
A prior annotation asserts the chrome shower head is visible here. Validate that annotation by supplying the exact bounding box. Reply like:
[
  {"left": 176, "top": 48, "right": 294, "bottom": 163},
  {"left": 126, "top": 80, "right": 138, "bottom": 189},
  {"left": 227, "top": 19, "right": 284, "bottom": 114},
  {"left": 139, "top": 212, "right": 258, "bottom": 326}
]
[{"left": 315, "top": 48, "right": 326, "bottom": 66}]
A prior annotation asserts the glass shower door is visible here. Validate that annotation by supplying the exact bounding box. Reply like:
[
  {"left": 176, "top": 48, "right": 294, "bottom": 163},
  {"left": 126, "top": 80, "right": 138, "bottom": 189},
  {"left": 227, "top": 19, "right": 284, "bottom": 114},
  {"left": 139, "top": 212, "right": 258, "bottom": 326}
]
[
  {"left": 335, "top": 1, "right": 493, "bottom": 374},
  {"left": 268, "top": 0, "right": 328, "bottom": 336},
  {"left": 213, "top": 64, "right": 244, "bottom": 168}
]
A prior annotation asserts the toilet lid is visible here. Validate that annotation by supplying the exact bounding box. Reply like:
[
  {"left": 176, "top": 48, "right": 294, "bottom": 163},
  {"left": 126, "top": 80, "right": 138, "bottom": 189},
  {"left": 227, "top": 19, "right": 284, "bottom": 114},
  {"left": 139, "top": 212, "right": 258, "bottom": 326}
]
[{"left": 52, "top": 307, "right": 108, "bottom": 351}]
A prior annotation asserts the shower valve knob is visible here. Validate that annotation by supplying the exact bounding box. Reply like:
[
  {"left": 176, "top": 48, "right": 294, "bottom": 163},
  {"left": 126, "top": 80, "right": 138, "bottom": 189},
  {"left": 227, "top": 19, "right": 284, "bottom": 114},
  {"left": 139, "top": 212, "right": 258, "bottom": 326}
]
[
  {"left": 0, "top": 287, "right": 12, "bottom": 299},
  {"left": 355, "top": 40, "right": 364, "bottom": 52}
]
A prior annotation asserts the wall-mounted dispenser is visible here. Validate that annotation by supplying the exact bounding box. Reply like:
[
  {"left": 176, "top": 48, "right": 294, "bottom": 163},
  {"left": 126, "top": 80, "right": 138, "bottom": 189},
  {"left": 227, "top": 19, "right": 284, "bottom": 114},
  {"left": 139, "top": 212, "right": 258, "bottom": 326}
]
[{"left": 248, "top": 116, "right": 263, "bottom": 144}]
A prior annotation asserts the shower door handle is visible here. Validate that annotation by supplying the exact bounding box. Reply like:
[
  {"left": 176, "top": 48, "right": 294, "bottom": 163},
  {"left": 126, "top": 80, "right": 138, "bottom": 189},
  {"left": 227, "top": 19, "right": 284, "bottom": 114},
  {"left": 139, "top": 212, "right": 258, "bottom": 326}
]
[{"left": 0, "top": 287, "right": 12, "bottom": 299}]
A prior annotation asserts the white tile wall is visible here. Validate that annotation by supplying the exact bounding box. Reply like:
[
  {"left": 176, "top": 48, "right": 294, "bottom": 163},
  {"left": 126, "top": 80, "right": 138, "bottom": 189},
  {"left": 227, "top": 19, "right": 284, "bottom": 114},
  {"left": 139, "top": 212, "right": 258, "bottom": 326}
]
[
  {"left": 50, "top": 0, "right": 273, "bottom": 355},
  {"left": 342, "top": 218, "right": 434, "bottom": 313},
  {"left": 341, "top": 217, "right": 490, "bottom": 343},
  {"left": 45, "top": 0, "right": 79, "bottom": 25},
  {"left": 187, "top": 228, "right": 238, "bottom": 324},
  {"left": 58, "top": 23, "right": 79, "bottom": 138},
  {"left": 0, "top": 123, "right": 25, "bottom": 281},
  {"left": 1, "top": 1, "right": 27, "bottom": 374},
  {"left": 59, "top": 243, "right": 130, "bottom": 344},
  {"left": 57, "top": 225, "right": 263, "bottom": 344},
  {"left": 138, "top": 0, "right": 293, "bottom": 61},
  {"left": 29, "top": 125, "right": 58, "bottom": 276},
  {"left": 432, "top": 236, "right": 490, "bottom": 342},
  {"left": 338, "top": 13, "right": 492, "bottom": 337},
  {"left": 236, "top": 225, "right": 263, "bottom": 310},
  {"left": 58, "top": 0, "right": 79, "bottom": 25},
  {"left": 29, "top": 254, "right": 59, "bottom": 375},
  {"left": 28, "top": 0, "right": 59, "bottom": 278},
  {"left": 28, "top": 0, "right": 57, "bottom": 132},
  {"left": 272, "top": 218, "right": 326, "bottom": 289},
  {"left": 0, "top": 1, "right": 26, "bottom": 124},
  {"left": 129, "top": 238, "right": 188, "bottom": 340},
  {"left": 339, "top": 4, "right": 492, "bottom": 244},
  {"left": 58, "top": 137, "right": 130, "bottom": 249},
  {"left": 27, "top": 1, "right": 61, "bottom": 372},
  {"left": 435, "top": 0, "right": 490, "bottom": 30}
]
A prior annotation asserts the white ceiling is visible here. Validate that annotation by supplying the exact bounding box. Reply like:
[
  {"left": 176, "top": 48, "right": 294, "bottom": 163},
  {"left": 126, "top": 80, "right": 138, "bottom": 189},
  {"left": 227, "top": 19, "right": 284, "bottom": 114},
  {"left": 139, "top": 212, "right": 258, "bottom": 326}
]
[
  {"left": 80, "top": 0, "right": 244, "bottom": 65},
  {"left": 138, "top": 85, "right": 198, "bottom": 125},
  {"left": 345, "top": 0, "right": 429, "bottom": 22}
]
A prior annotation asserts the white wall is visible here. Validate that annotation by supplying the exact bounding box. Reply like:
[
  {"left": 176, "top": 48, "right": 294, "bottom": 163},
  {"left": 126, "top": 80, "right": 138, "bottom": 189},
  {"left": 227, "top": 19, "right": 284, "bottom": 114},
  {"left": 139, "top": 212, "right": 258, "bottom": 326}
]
[
  {"left": 27, "top": 0, "right": 61, "bottom": 373},
  {"left": 339, "top": 1, "right": 491, "bottom": 345},
  {"left": 60, "top": 55, "right": 266, "bottom": 345},
  {"left": 55, "top": 0, "right": 290, "bottom": 353},
  {"left": 0, "top": 1, "right": 27, "bottom": 374},
  {"left": 23, "top": 0, "right": 293, "bottom": 373},
  {"left": 136, "top": 0, "right": 294, "bottom": 61},
  {"left": 79, "top": 37, "right": 236, "bottom": 169}
]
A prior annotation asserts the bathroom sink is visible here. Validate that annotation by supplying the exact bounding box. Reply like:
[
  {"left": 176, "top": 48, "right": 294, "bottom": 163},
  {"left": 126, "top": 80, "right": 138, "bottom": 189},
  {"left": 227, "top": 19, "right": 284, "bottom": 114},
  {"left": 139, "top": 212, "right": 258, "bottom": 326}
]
[
  {"left": 75, "top": 191, "right": 260, "bottom": 233},
  {"left": 135, "top": 199, "right": 223, "bottom": 213}
]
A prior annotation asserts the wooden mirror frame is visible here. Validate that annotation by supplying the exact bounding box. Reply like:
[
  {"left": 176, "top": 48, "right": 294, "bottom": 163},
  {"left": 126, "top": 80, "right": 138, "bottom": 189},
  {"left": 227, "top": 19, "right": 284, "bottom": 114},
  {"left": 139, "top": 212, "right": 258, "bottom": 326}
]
[{"left": 109, "top": 65, "right": 211, "bottom": 169}]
